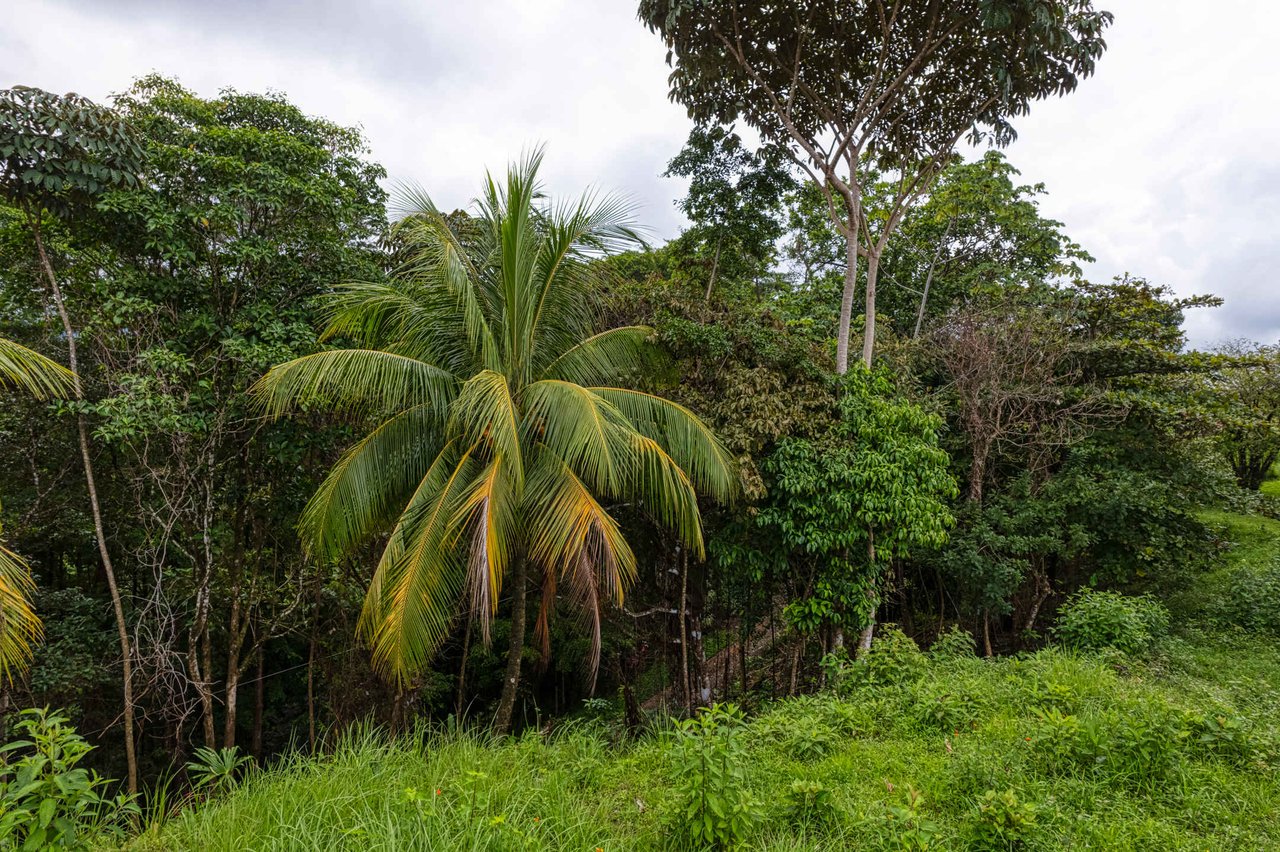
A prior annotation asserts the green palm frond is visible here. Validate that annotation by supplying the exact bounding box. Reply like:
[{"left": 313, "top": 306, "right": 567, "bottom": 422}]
[
  {"left": 590, "top": 387, "right": 739, "bottom": 502},
  {"left": 299, "top": 404, "right": 443, "bottom": 562},
  {"left": 0, "top": 544, "right": 41, "bottom": 680},
  {"left": 542, "top": 326, "right": 659, "bottom": 386},
  {"left": 450, "top": 370, "right": 525, "bottom": 487},
  {"left": 524, "top": 380, "right": 634, "bottom": 496},
  {"left": 628, "top": 433, "right": 706, "bottom": 557},
  {"left": 391, "top": 188, "right": 501, "bottom": 372},
  {"left": 253, "top": 349, "right": 455, "bottom": 419},
  {"left": 0, "top": 336, "right": 74, "bottom": 400}
]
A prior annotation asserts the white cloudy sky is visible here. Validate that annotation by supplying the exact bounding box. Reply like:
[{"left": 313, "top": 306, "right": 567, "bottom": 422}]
[{"left": 3, "top": 0, "right": 1276, "bottom": 347}]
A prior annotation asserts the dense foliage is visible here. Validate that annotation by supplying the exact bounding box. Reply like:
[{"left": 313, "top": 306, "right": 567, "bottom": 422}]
[{"left": 1, "top": 3, "right": 1278, "bottom": 845}]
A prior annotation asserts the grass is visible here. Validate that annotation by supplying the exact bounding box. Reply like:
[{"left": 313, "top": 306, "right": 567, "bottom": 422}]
[{"left": 119, "top": 512, "right": 1280, "bottom": 851}]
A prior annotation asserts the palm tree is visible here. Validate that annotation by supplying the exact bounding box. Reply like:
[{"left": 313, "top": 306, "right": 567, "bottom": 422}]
[
  {"left": 255, "top": 151, "right": 736, "bottom": 731},
  {"left": 0, "top": 336, "right": 73, "bottom": 676}
]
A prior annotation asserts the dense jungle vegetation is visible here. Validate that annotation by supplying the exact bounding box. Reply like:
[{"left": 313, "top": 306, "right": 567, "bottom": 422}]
[{"left": 1, "top": 2, "right": 1278, "bottom": 849}]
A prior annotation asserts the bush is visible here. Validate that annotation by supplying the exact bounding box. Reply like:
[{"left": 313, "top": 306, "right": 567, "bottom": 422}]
[
  {"left": 969, "top": 788, "right": 1040, "bottom": 849},
  {"left": 1053, "top": 589, "right": 1169, "bottom": 654},
  {"left": 665, "top": 703, "right": 763, "bottom": 850},
  {"left": 0, "top": 708, "right": 138, "bottom": 849},
  {"left": 928, "top": 626, "right": 977, "bottom": 662},
  {"left": 1224, "top": 558, "right": 1280, "bottom": 635}
]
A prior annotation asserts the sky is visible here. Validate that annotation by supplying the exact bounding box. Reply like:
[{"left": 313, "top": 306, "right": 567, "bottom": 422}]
[{"left": 3, "top": 1, "right": 1276, "bottom": 348}]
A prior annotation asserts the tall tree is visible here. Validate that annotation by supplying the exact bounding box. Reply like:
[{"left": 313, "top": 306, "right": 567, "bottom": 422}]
[
  {"left": 640, "top": 0, "right": 1112, "bottom": 371},
  {"left": 0, "top": 85, "right": 144, "bottom": 791},
  {"left": 663, "top": 126, "right": 795, "bottom": 301},
  {"left": 256, "top": 151, "right": 737, "bottom": 732},
  {"left": 1207, "top": 341, "right": 1280, "bottom": 491},
  {"left": 89, "top": 75, "right": 387, "bottom": 751}
]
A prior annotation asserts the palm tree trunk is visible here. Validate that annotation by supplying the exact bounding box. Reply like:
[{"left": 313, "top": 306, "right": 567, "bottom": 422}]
[
  {"left": 494, "top": 557, "right": 528, "bottom": 734},
  {"left": 30, "top": 216, "right": 138, "bottom": 794}
]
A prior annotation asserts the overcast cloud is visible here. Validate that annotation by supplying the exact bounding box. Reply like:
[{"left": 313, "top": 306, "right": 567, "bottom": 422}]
[{"left": 3, "top": 1, "right": 1275, "bottom": 348}]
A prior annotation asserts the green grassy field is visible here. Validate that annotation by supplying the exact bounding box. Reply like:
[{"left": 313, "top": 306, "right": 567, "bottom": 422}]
[{"left": 121, "top": 512, "right": 1280, "bottom": 851}]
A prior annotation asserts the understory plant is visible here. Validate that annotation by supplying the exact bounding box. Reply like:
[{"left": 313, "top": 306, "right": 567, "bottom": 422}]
[{"left": 0, "top": 708, "right": 138, "bottom": 849}]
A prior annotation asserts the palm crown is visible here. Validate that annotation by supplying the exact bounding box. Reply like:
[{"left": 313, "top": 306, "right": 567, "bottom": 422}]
[
  {"left": 0, "top": 336, "right": 73, "bottom": 676},
  {"left": 256, "top": 151, "right": 736, "bottom": 689}
]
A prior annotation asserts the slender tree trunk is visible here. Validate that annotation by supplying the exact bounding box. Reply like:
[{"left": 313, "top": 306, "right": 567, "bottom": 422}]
[
  {"left": 982, "top": 610, "right": 993, "bottom": 658},
  {"left": 835, "top": 213, "right": 860, "bottom": 374},
  {"left": 223, "top": 660, "right": 240, "bottom": 748},
  {"left": 30, "top": 218, "right": 138, "bottom": 794},
  {"left": 251, "top": 646, "right": 265, "bottom": 760},
  {"left": 857, "top": 534, "right": 877, "bottom": 656},
  {"left": 861, "top": 250, "right": 881, "bottom": 369},
  {"left": 913, "top": 219, "right": 952, "bottom": 339},
  {"left": 703, "top": 235, "right": 723, "bottom": 303},
  {"left": 306, "top": 630, "right": 317, "bottom": 753},
  {"left": 494, "top": 558, "right": 528, "bottom": 734},
  {"left": 679, "top": 550, "right": 691, "bottom": 713},
  {"left": 455, "top": 609, "right": 473, "bottom": 720}
]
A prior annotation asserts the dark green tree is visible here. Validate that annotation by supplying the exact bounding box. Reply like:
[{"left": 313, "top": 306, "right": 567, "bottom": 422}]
[{"left": 0, "top": 84, "right": 144, "bottom": 791}]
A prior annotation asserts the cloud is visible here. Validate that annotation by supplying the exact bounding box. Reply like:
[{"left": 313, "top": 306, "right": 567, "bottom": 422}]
[{"left": 3, "top": 0, "right": 1276, "bottom": 347}]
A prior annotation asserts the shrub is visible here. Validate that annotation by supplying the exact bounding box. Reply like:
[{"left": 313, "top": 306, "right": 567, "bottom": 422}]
[
  {"left": 780, "top": 779, "right": 838, "bottom": 831},
  {"left": 186, "top": 746, "right": 254, "bottom": 796},
  {"left": 665, "top": 703, "right": 763, "bottom": 850},
  {"left": 928, "top": 626, "right": 978, "bottom": 662},
  {"left": 1054, "top": 589, "right": 1169, "bottom": 654},
  {"left": 0, "top": 708, "right": 138, "bottom": 849},
  {"left": 1224, "top": 559, "right": 1280, "bottom": 635},
  {"left": 825, "top": 627, "right": 929, "bottom": 695},
  {"left": 969, "top": 788, "right": 1040, "bottom": 849}
]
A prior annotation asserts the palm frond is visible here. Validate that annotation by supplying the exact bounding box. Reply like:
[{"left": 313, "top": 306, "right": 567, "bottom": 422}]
[
  {"left": 0, "top": 336, "right": 74, "bottom": 400},
  {"left": 526, "top": 189, "right": 641, "bottom": 371},
  {"left": 589, "top": 387, "right": 739, "bottom": 503},
  {"left": 452, "top": 456, "right": 518, "bottom": 644},
  {"left": 299, "top": 404, "right": 443, "bottom": 562},
  {"left": 449, "top": 370, "right": 525, "bottom": 486},
  {"left": 526, "top": 451, "right": 637, "bottom": 683},
  {"left": 628, "top": 433, "right": 706, "bottom": 558},
  {"left": 252, "top": 349, "right": 455, "bottom": 420},
  {"left": 360, "top": 441, "right": 479, "bottom": 684},
  {"left": 541, "top": 326, "right": 659, "bottom": 386},
  {"left": 392, "top": 185, "right": 502, "bottom": 372},
  {"left": 524, "top": 380, "right": 634, "bottom": 496},
  {"left": 0, "top": 544, "right": 41, "bottom": 680}
]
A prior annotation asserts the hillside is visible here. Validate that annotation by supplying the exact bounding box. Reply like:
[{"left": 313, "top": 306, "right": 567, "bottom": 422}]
[{"left": 121, "top": 511, "right": 1280, "bottom": 851}]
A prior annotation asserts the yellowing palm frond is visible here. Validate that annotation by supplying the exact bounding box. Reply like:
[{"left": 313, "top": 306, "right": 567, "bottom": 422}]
[
  {"left": 360, "top": 442, "right": 478, "bottom": 683},
  {"left": 0, "top": 544, "right": 41, "bottom": 680},
  {"left": 0, "top": 336, "right": 74, "bottom": 400}
]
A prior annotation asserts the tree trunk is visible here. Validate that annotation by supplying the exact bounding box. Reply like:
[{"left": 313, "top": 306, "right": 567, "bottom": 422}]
[
  {"left": 30, "top": 218, "right": 138, "bottom": 794},
  {"left": 835, "top": 211, "right": 860, "bottom": 374},
  {"left": 982, "top": 610, "right": 993, "bottom": 658},
  {"left": 857, "top": 534, "right": 877, "bottom": 656},
  {"left": 251, "top": 646, "right": 265, "bottom": 759},
  {"left": 455, "top": 609, "right": 473, "bottom": 720},
  {"left": 494, "top": 558, "right": 528, "bottom": 734},
  {"left": 306, "top": 630, "right": 317, "bottom": 753},
  {"left": 861, "top": 250, "right": 881, "bottom": 369},
  {"left": 703, "top": 235, "right": 723, "bottom": 303},
  {"left": 679, "top": 549, "right": 691, "bottom": 713},
  {"left": 913, "top": 219, "right": 952, "bottom": 339}
]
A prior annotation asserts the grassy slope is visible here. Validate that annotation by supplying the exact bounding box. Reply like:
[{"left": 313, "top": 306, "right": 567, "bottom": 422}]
[{"left": 125, "top": 514, "right": 1280, "bottom": 852}]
